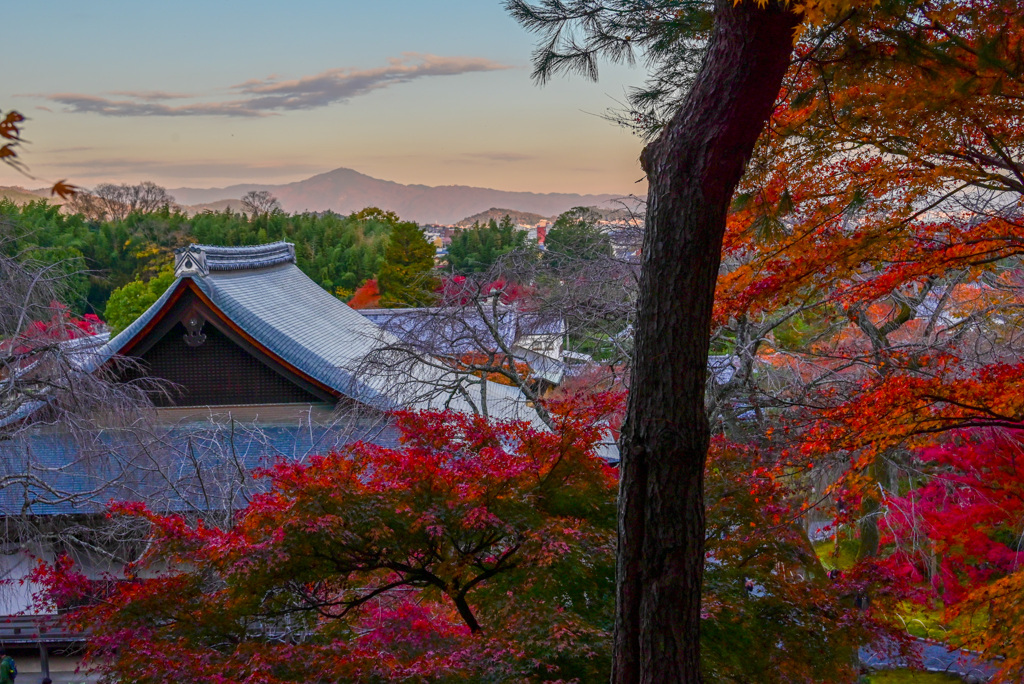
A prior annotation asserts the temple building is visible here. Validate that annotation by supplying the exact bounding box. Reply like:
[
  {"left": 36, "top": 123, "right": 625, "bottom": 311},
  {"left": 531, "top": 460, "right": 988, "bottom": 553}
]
[
  {"left": 113, "top": 241, "right": 532, "bottom": 418},
  {"left": 0, "top": 242, "right": 535, "bottom": 682}
]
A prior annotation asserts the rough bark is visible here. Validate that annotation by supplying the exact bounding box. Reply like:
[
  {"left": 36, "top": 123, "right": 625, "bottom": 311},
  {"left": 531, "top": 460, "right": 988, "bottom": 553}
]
[{"left": 612, "top": 3, "right": 800, "bottom": 683}]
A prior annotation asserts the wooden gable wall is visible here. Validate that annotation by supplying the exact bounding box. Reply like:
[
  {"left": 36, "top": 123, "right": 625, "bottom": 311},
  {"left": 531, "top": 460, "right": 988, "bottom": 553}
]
[{"left": 117, "top": 285, "right": 336, "bottom": 407}]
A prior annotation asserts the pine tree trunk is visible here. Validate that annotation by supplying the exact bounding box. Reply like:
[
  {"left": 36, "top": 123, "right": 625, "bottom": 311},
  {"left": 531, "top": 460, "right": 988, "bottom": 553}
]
[{"left": 612, "top": 3, "right": 800, "bottom": 682}]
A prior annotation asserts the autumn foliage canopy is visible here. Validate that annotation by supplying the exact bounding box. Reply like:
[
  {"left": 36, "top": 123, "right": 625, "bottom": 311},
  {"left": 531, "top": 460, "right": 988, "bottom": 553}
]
[
  {"left": 35, "top": 396, "right": 621, "bottom": 683},
  {"left": 706, "top": 1, "right": 1024, "bottom": 678}
]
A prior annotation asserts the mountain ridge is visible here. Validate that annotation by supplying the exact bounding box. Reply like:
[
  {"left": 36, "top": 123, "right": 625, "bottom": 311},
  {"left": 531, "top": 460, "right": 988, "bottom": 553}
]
[
  {"left": 455, "top": 208, "right": 550, "bottom": 227},
  {"left": 170, "top": 167, "right": 632, "bottom": 224}
]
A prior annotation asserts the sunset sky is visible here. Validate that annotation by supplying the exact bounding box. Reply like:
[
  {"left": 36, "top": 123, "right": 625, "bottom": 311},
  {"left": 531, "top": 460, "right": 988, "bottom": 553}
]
[{"left": 3, "top": 0, "right": 648, "bottom": 196}]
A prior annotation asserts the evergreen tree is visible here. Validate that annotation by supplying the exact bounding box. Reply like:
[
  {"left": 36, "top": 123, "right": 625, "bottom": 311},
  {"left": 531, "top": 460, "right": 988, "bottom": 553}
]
[
  {"left": 545, "top": 207, "right": 612, "bottom": 268},
  {"left": 377, "top": 221, "right": 438, "bottom": 308},
  {"left": 446, "top": 215, "right": 528, "bottom": 274}
]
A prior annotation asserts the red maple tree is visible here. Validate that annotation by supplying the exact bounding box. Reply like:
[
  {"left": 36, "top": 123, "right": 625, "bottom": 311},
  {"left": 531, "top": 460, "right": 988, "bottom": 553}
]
[{"left": 34, "top": 395, "right": 621, "bottom": 683}]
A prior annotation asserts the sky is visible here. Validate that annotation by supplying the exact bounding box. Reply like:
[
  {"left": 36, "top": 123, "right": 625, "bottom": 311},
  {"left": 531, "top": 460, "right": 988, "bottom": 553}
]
[{"left": 2, "top": 0, "right": 649, "bottom": 196}]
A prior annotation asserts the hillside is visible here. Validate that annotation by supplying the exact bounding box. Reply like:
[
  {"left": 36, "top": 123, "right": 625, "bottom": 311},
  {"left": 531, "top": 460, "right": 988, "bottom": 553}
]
[
  {"left": 170, "top": 167, "right": 628, "bottom": 224},
  {"left": 182, "top": 199, "right": 247, "bottom": 215},
  {"left": 455, "top": 208, "right": 550, "bottom": 227},
  {"left": 0, "top": 186, "right": 59, "bottom": 206},
  {"left": 589, "top": 206, "right": 638, "bottom": 222}
]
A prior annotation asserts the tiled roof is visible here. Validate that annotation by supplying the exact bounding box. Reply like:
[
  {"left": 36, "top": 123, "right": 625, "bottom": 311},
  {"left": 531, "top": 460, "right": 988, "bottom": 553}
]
[
  {"left": 0, "top": 418, "right": 398, "bottom": 516},
  {"left": 102, "top": 243, "right": 536, "bottom": 422},
  {"left": 358, "top": 306, "right": 566, "bottom": 385},
  {"left": 0, "top": 333, "right": 112, "bottom": 431},
  {"left": 359, "top": 305, "right": 564, "bottom": 354},
  {"left": 203, "top": 242, "right": 296, "bottom": 271}
]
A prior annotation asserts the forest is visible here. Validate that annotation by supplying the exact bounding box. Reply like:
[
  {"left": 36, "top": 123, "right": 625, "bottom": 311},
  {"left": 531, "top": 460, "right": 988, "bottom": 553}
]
[
  {"left": 0, "top": 197, "right": 564, "bottom": 333},
  {"left": 0, "top": 199, "right": 392, "bottom": 315}
]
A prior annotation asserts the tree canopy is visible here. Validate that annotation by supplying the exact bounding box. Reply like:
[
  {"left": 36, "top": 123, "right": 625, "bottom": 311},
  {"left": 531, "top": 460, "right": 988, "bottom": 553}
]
[
  {"left": 544, "top": 206, "right": 613, "bottom": 268},
  {"left": 377, "top": 220, "right": 439, "bottom": 308},
  {"left": 0, "top": 200, "right": 399, "bottom": 314},
  {"left": 34, "top": 393, "right": 905, "bottom": 683},
  {"left": 36, "top": 397, "right": 621, "bottom": 683},
  {"left": 447, "top": 215, "right": 529, "bottom": 274}
]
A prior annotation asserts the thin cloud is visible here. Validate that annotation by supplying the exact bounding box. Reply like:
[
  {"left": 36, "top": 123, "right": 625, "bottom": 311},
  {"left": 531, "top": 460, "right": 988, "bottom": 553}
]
[
  {"left": 43, "top": 94, "right": 273, "bottom": 118},
  {"left": 47, "top": 146, "right": 97, "bottom": 154},
  {"left": 40, "top": 54, "right": 511, "bottom": 118},
  {"left": 50, "top": 157, "right": 324, "bottom": 179},
  {"left": 459, "top": 152, "right": 536, "bottom": 163},
  {"left": 106, "top": 90, "right": 194, "bottom": 101}
]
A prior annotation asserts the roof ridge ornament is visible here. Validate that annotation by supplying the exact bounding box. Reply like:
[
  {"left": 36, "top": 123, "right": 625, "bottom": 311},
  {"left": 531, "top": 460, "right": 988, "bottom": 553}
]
[
  {"left": 174, "top": 244, "right": 209, "bottom": 277},
  {"left": 174, "top": 242, "right": 296, "bottom": 277}
]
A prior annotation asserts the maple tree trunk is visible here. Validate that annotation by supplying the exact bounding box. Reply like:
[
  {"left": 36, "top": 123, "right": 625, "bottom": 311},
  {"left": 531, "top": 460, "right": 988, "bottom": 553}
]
[
  {"left": 857, "top": 459, "right": 882, "bottom": 561},
  {"left": 613, "top": 3, "right": 799, "bottom": 683},
  {"left": 452, "top": 594, "right": 483, "bottom": 633}
]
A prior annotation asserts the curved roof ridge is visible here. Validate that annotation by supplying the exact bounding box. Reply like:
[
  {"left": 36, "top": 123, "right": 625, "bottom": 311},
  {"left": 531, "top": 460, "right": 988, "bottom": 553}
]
[{"left": 175, "top": 242, "right": 295, "bottom": 276}]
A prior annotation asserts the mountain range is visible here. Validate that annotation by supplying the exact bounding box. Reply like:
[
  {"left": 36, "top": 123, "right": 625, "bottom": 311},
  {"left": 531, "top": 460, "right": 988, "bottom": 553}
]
[{"left": 170, "top": 167, "right": 631, "bottom": 224}]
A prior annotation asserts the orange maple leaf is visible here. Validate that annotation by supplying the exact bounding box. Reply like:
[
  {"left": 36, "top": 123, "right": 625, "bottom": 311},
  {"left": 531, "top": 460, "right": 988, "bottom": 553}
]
[
  {"left": 50, "top": 180, "right": 80, "bottom": 200},
  {"left": 0, "top": 110, "right": 25, "bottom": 140}
]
